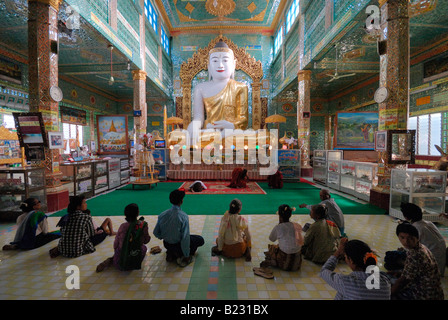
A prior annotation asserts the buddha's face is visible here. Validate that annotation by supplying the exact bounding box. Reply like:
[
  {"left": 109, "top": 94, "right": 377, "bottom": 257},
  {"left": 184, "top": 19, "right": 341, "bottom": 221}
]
[{"left": 208, "top": 51, "right": 235, "bottom": 81}]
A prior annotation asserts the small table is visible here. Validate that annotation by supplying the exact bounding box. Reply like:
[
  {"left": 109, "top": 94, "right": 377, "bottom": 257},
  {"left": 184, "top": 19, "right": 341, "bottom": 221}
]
[{"left": 130, "top": 178, "right": 159, "bottom": 189}]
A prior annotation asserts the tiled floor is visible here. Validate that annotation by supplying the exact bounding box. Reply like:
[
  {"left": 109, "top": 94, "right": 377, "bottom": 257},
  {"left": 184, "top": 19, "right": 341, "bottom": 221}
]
[{"left": 1, "top": 210, "right": 448, "bottom": 300}]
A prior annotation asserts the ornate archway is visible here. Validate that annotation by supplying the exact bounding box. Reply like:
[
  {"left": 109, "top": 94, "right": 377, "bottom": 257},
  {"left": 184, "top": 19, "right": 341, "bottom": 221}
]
[{"left": 179, "top": 35, "right": 264, "bottom": 129}]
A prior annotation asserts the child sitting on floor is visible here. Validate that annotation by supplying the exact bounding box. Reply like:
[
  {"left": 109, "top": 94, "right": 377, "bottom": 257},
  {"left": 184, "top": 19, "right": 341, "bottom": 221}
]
[
  {"left": 212, "top": 198, "right": 252, "bottom": 261},
  {"left": 254, "top": 204, "right": 303, "bottom": 279},
  {"left": 96, "top": 203, "right": 151, "bottom": 272}
]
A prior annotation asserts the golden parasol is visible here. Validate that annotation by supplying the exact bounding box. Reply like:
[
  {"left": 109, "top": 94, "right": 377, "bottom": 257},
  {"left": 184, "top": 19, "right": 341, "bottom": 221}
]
[
  {"left": 166, "top": 116, "right": 184, "bottom": 131},
  {"left": 265, "top": 114, "right": 286, "bottom": 131}
]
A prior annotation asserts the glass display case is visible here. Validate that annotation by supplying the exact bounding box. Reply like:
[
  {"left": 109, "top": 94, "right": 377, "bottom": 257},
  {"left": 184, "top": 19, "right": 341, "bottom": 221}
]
[
  {"left": 108, "top": 159, "right": 121, "bottom": 189},
  {"left": 278, "top": 149, "right": 300, "bottom": 181},
  {"left": 313, "top": 150, "right": 343, "bottom": 185},
  {"left": 0, "top": 167, "right": 47, "bottom": 221},
  {"left": 60, "top": 162, "right": 94, "bottom": 198},
  {"left": 94, "top": 160, "right": 108, "bottom": 176},
  {"left": 340, "top": 160, "right": 356, "bottom": 196},
  {"left": 327, "top": 159, "right": 341, "bottom": 190},
  {"left": 76, "top": 164, "right": 92, "bottom": 180},
  {"left": 93, "top": 160, "right": 109, "bottom": 195},
  {"left": 120, "top": 157, "right": 130, "bottom": 184},
  {"left": 354, "top": 162, "right": 378, "bottom": 201},
  {"left": 152, "top": 148, "right": 167, "bottom": 181},
  {"left": 390, "top": 168, "right": 447, "bottom": 222}
]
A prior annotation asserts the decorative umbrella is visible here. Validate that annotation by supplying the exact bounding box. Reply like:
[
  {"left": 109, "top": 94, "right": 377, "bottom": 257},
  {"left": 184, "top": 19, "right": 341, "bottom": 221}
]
[
  {"left": 264, "top": 114, "right": 286, "bottom": 131},
  {"left": 166, "top": 116, "right": 184, "bottom": 131}
]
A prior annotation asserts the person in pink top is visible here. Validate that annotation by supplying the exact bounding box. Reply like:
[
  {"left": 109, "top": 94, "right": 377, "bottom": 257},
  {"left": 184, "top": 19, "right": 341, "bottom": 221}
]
[{"left": 96, "top": 203, "right": 150, "bottom": 272}]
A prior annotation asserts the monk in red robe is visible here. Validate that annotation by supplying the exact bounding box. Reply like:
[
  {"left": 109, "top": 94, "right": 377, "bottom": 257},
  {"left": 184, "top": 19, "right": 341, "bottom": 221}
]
[
  {"left": 228, "top": 168, "right": 248, "bottom": 188},
  {"left": 267, "top": 170, "right": 283, "bottom": 189}
]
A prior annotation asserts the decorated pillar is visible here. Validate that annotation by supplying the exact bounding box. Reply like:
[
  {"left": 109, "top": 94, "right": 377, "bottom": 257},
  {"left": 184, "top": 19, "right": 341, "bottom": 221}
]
[
  {"left": 251, "top": 81, "right": 262, "bottom": 130},
  {"left": 371, "top": 0, "right": 410, "bottom": 208},
  {"left": 297, "top": 70, "right": 312, "bottom": 176},
  {"left": 181, "top": 83, "right": 192, "bottom": 128},
  {"left": 132, "top": 70, "right": 148, "bottom": 137},
  {"left": 28, "top": 0, "right": 62, "bottom": 188},
  {"left": 377, "top": 0, "right": 409, "bottom": 131},
  {"left": 324, "top": 115, "right": 332, "bottom": 150}
]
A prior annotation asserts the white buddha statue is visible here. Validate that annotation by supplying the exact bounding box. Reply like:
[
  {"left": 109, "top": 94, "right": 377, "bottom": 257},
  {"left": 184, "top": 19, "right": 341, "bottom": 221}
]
[{"left": 186, "top": 40, "right": 249, "bottom": 147}]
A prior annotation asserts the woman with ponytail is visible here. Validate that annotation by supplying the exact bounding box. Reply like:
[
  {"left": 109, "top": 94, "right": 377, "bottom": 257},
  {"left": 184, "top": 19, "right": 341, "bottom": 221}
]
[
  {"left": 212, "top": 198, "right": 252, "bottom": 261},
  {"left": 254, "top": 204, "right": 303, "bottom": 278},
  {"left": 320, "top": 238, "right": 391, "bottom": 300}
]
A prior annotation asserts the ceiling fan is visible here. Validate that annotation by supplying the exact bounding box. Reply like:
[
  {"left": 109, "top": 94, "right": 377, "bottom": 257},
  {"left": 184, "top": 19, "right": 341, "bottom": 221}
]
[{"left": 327, "top": 44, "right": 356, "bottom": 82}]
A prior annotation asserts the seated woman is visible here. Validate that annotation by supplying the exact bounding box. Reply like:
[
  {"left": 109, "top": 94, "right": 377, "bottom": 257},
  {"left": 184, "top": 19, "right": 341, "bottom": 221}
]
[
  {"left": 96, "top": 203, "right": 151, "bottom": 272},
  {"left": 320, "top": 238, "right": 391, "bottom": 300},
  {"left": 212, "top": 199, "right": 251, "bottom": 261},
  {"left": 2, "top": 198, "right": 61, "bottom": 250},
  {"left": 301, "top": 204, "right": 341, "bottom": 264},
  {"left": 391, "top": 222, "right": 444, "bottom": 300},
  {"left": 50, "top": 195, "right": 112, "bottom": 258},
  {"left": 255, "top": 205, "right": 303, "bottom": 278},
  {"left": 228, "top": 168, "right": 248, "bottom": 188}
]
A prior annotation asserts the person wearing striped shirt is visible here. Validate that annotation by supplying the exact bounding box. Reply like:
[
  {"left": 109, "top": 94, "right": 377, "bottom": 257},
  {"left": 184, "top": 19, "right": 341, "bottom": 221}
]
[{"left": 320, "top": 238, "right": 391, "bottom": 300}]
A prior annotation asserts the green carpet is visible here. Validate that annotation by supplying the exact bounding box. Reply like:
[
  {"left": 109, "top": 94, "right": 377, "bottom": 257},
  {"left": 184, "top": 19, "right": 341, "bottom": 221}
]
[{"left": 50, "top": 181, "right": 386, "bottom": 217}]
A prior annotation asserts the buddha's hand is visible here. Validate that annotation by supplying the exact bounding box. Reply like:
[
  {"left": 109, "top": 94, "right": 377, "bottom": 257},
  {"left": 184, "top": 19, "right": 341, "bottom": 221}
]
[{"left": 212, "top": 120, "right": 235, "bottom": 130}]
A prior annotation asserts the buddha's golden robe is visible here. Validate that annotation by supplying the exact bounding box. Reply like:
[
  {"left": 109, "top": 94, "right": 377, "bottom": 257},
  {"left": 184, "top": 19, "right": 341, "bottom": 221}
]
[
  {"left": 167, "top": 79, "right": 271, "bottom": 148},
  {"left": 203, "top": 79, "right": 248, "bottom": 130}
]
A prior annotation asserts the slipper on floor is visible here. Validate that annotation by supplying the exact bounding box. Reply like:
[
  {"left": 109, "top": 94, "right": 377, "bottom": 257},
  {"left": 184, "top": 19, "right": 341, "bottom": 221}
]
[
  {"left": 96, "top": 262, "right": 107, "bottom": 273},
  {"left": 253, "top": 267, "right": 274, "bottom": 279},
  {"left": 49, "top": 247, "right": 60, "bottom": 258},
  {"left": 150, "top": 246, "right": 162, "bottom": 255},
  {"left": 252, "top": 267, "right": 273, "bottom": 274}
]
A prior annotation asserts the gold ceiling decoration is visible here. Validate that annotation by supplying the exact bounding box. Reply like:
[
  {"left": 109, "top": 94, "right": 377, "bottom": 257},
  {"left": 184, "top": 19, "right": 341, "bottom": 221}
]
[
  {"left": 247, "top": 2, "right": 257, "bottom": 13},
  {"left": 185, "top": 2, "right": 195, "bottom": 14},
  {"left": 343, "top": 47, "right": 365, "bottom": 60},
  {"left": 409, "top": 0, "right": 437, "bottom": 18},
  {"left": 205, "top": 0, "right": 236, "bottom": 17}
]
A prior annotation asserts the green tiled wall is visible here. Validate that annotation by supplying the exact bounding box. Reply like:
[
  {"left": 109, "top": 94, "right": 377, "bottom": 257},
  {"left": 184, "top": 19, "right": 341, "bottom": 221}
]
[{"left": 310, "top": 116, "right": 326, "bottom": 151}]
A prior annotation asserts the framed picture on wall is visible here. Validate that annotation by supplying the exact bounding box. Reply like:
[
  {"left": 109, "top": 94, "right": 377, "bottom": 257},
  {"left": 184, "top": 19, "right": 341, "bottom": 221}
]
[
  {"left": 48, "top": 132, "right": 64, "bottom": 149},
  {"left": 334, "top": 112, "right": 379, "bottom": 150},
  {"left": 96, "top": 115, "right": 129, "bottom": 155},
  {"left": 25, "top": 145, "right": 45, "bottom": 161},
  {"left": 387, "top": 130, "right": 416, "bottom": 164},
  {"left": 12, "top": 112, "right": 48, "bottom": 148},
  {"left": 374, "top": 130, "right": 387, "bottom": 151}
]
